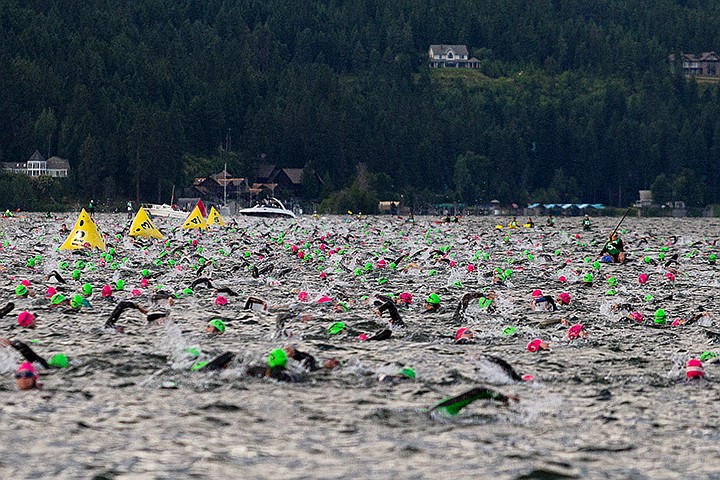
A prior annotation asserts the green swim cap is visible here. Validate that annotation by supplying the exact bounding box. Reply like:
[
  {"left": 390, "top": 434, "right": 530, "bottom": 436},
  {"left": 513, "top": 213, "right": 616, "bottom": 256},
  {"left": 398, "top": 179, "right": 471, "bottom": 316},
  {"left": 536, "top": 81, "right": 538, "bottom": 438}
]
[
  {"left": 353, "top": 268, "right": 363, "bottom": 276},
  {"left": 59, "top": 261, "right": 69, "bottom": 270},
  {"left": 699, "top": 351, "right": 718, "bottom": 362},
  {"left": 658, "top": 253, "right": 665, "bottom": 261},
  {"left": 26, "top": 258, "right": 35, "bottom": 267},
  {"left": 267, "top": 348, "right": 287, "bottom": 368},
  {"left": 643, "top": 256, "right": 651, "bottom": 264},
  {"left": 71, "top": 269, "right": 81, "bottom": 280},
  {"left": 185, "top": 347, "right": 200, "bottom": 358},
  {"left": 592, "top": 261, "right": 600, "bottom": 270},
  {"left": 710, "top": 254, "right": 717, "bottom": 263},
  {"left": 504, "top": 268, "right": 513, "bottom": 279},
  {"left": 183, "top": 288, "right": 193, "bottom": 296},
  {"left": 50, "top": 293, "right": 65, "bottom": 305},
  {"left": 654, "top": 309, "right": 666, "bottom": 324},
  {"left": 70, "top": 294, "right": 83, "bottom": 308},
  {"left": 15, "top": 285, "right": 28, "bottom": 296},
  {"left": 207, "top": 319, "right": 225, "bottom": 333},
  {"left": 607, "top": 276, "right": 617, "bottom": 286},
  {"left": 48, "top": 353, "right": 68, "bottom": 368},
  {"left": 377, "top": 277, "right": 388, "bottom": 285},
  {"left": 327, "top": 322, "right": 346, "bottom": 335},
  {"left": 502, "top": 326, "right": 517, "bottom": 336},
  {"left": 427, "top": 269, "right": 437, "bottom": 276},
  {"left": 584, "top": 273, "right": 593, "bottom": 283},
  {"left": 426, "top": 293, "right": 440, "bottom": 305},
  {"left": 191, "top": 361, "right": 209, "bottom": 371},
  {"left": 141, "top": 269, "right": 149, "bottom": 278},
  {"left": 644, "top": 294, "right": 653, "bottom": 302},
  {"left": 399, "top": 367, "right": 416, "bottom": 379},
  {"left": 605, "top": 289, "right": 617, "bottom": 296},
  {"left": 115, "top": 279, "right": 125, "bottom": 290},
  {"left": 81, "top": 283, "right": 93, "bottom": 296}
]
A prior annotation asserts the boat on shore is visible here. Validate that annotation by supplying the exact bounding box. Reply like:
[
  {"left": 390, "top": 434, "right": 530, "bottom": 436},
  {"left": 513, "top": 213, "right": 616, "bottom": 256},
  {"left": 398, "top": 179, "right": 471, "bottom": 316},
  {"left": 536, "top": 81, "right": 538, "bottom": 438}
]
[
  {"left": 238, "top": 198, "right": 296, "bottom": 219},
  {"left": 142, "top": 203, "right": 188, "bottom": 220}
]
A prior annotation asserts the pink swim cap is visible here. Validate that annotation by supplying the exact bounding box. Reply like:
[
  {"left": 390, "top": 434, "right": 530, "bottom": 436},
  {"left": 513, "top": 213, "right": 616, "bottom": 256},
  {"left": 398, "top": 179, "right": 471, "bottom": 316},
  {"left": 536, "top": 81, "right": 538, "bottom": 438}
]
[
  {"left": 531, "top": 289, "right": 543, "bottom": 299},
  {"left": 139, "top": 278, "right": 149, "bottom": 288},
  {"left": 45, "top": 287, "right": 57, "bottom": 298},
  {"left": 16, "top": 362, "right": 37, "bottom": 378},
  {"left": 398, "top": 292, "right": 412, "bottom": 304},
  {"left": 215, "top": 295, "right": 228, "bottom": 306},
  {"left": 558, "top": 275, "right": 567, "bottom": 283},
  {"left": 20, "top": 279, "right": 30, "bottom": 287},
  {"left": 527, "top": 339, "right": 544, "bottom": 352},
  {"left": 638, "top": 273, "right": 648, "bottom": 284},
  {"left": 665, "top": 272, "right": 675, "bottom": 282},
  {"left": 319, "top": 271, "right": 327, "bottom": 279},
  {"left": 455, "top": 327, "right": 472, "bottom": 341},
  {"left": 629, "top": 311, "right": 644, "bottom": 322},
  {"left": 17, "top": 311, "right": 35, "bottom": 328},
  {"left": 521, "top": 374, "right": 535, "bottom": 382},
  {"left": 101, "top": 285, "right": 112, "bottom": 298},
  {"left": 130, "top": 289, "right": 141, "bottom": 297},
  {"left": 376, "top": 259, "right": 386, "bottom": 268},
  {"left": 357, "top": 334, "right": 368, "bottom": 341},
  {"left": 467, "top": 264, "right": 475, "bottom": 272},
  {"left": 316, "top": 295, "right": 332, "bottom": 304},
  {"left": 568, "top": 324, "right": 584, "bottom": 340},
  {"left": 686, "top": 358, "right": 704, "bottom": 379},
  {"left": 557, "top": 292, "right": 571, "bottom": 305},
  {"left": 298, "top": 291, "right": 309, "bottom": 302}
]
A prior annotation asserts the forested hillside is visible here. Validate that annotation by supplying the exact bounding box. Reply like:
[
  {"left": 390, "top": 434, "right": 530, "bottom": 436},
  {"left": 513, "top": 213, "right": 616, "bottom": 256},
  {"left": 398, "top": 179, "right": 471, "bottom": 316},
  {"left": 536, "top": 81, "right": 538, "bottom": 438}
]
[{"left": 2, "top": 0, "right": 720, "bottom": 210}]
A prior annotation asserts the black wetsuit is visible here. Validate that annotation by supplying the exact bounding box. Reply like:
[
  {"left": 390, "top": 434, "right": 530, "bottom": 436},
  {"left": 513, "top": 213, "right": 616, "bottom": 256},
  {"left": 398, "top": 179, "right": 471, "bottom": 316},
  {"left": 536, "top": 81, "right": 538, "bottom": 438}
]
[
  {"left": 11, "top": 340, "right": 49, "bottom": 369},
  {"left": 105, "top": 301, "right": 146, "bottom": 329},
  {"left": 246, "top": 365, "right": 301, "bottom": 382},
  {"left": 376, "top": 300, "right": 405, "bottom": 327}
]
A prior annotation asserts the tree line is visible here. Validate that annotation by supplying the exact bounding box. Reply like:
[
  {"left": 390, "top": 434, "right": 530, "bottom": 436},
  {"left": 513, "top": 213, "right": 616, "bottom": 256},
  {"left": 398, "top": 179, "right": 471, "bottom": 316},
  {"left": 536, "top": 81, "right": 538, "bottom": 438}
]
[{"left": 1, "top": 0, "right": 719, "bottom": 211}]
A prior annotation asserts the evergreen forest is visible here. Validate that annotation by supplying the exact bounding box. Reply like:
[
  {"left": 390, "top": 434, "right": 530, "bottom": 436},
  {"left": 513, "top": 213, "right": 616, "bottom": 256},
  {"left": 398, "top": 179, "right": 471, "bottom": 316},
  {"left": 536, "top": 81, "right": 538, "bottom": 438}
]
[{"left": 1, "top": 0, "right": 720, "bottom": 212}]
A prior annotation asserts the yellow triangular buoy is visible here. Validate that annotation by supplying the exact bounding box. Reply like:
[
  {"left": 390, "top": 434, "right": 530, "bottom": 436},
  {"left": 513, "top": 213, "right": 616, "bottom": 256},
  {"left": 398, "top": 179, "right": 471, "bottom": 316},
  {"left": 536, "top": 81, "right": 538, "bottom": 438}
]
[
  {"left": 182, "top": 205, "right": 207, "bottom": 230},
  {"left": 129, "top": 207, "right": 163, "bottom": 239},
  {"left": 207, "top": 206, "right": 226, "bottom": 227},
  {"left": 60, "top": 209, "right": 106, "bottom": 250}
]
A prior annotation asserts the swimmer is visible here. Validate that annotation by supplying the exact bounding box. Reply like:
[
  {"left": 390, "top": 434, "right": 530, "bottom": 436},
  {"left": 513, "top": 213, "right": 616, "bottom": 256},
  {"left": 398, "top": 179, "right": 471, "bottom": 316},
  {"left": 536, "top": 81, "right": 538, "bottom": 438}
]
[
  {"left": 378, "top": 366, "right": 416, "bottom": 382},
  {"left": 59, "top": 224, "right": 69, "bottom": 234},
  {"left": 15, "top": 362, "right": 40, "bottom": 390},
  {"left": 546, "top": 215, "right": 555, "bottom": 227},
  {"left": 104, "top": 301, "right": 148, "bottom": 332},
  {"left": 423, "top": 293, "right": 440, "bottom": 313},
  {"left": 429, "top": 386, "right": 518, "bottom": 416},
  {"left": 205, "top": 319, "right": 226, "bottom": 334},
  {"left": 454, "top": 327, "right": 475, "bottom": 344},
  {"left": 508, "top": 217, "right": 519, "bottom": 228},
  {"left": 526, "top": 217, "right": 534, "bottom": 228},
  {"left": 531, "top": 290, "right": 558, "bottom": 312},
  {"left": 246, "top": 348, "right": 302, "bottom": 382}
]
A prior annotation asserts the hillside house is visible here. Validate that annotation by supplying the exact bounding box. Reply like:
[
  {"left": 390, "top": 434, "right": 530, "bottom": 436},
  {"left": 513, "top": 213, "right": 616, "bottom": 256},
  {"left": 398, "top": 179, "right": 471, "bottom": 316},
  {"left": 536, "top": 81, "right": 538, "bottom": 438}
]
[
  {"left": 1, "top": 150, "right": 70, "bottom": 177},
  {"left": 670, "top": 52, "right": 720, "bottom": 77},
  {"left": 428, "top": 45, "right": 481, "bottom": 69}
]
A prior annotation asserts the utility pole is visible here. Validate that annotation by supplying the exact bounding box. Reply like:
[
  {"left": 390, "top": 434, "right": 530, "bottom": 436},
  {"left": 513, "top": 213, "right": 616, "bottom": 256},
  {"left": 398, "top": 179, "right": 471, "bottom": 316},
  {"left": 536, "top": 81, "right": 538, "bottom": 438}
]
[{"left": 223, "top": 163, "right": 227, "bottom": 206}]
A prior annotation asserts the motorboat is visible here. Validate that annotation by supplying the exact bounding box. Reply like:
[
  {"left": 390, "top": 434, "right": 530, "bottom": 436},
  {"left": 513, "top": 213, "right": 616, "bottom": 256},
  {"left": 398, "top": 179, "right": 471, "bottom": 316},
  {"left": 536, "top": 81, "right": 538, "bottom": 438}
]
[
  {"left": 238, "top": 198, "right": 296, "bottom": 219},
  {"left": 142, "top": 203, "right": 188, "bottom": 220}
]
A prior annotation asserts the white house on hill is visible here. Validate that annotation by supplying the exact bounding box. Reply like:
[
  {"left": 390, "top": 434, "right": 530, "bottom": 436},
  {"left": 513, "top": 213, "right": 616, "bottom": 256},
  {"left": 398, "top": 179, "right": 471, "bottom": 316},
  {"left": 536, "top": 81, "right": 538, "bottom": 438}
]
[
  {"left": 1, "top": 150, "right": 70, "bottom": 178},
  {"left": 429, "top": 45, "right": 481, "bottom": 69}
]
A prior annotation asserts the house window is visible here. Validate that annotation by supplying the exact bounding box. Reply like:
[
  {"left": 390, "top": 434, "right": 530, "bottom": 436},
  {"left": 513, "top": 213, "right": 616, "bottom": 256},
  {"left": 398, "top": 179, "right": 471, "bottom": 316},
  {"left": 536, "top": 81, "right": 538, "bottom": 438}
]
[
  {"left": 447, "top": 51, "right": 454, "bottom": 59},
  {"left": 709, "top": 63, "right": 717, "bottom": 76}
]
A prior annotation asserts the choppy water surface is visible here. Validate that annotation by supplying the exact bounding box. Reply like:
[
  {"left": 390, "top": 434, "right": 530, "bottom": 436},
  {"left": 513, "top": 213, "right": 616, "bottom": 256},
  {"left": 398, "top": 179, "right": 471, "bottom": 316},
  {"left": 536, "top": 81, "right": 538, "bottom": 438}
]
[{"left": 1, "top": 213, "right": 720, "bottom": 479}]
